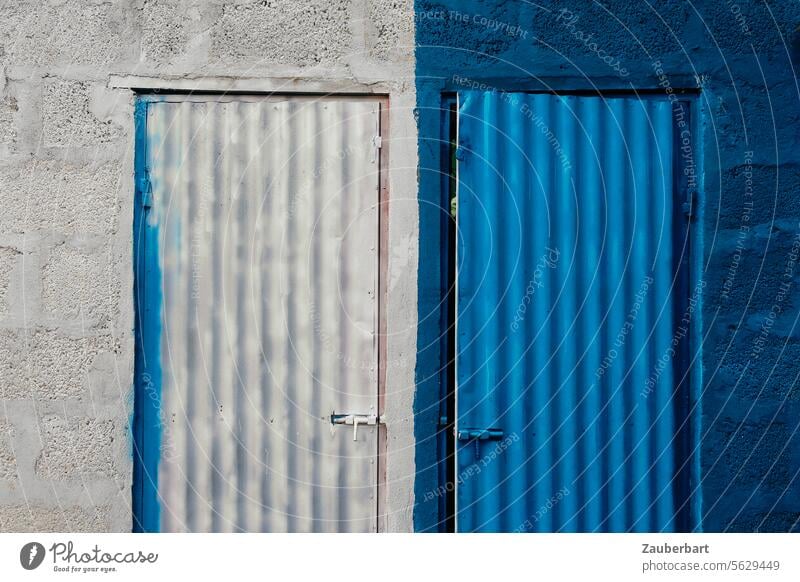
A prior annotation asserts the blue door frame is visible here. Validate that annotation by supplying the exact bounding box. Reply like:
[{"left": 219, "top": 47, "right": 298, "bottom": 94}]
[{"left": 132, "top": 98, "right": 162, "bottom": 532}]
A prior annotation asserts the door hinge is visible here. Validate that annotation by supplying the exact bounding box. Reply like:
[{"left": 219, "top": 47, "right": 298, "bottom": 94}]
[
  {"left": 681, "top": 189, "right": 697, "bottom": 222},
  {"left": 138, "top": 168, "right": 153, "bottom": 210}
]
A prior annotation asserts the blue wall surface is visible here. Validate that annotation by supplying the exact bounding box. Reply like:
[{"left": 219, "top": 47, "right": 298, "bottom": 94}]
[{"left": 414, "top": 0, "right": 800, "bottom": 532}]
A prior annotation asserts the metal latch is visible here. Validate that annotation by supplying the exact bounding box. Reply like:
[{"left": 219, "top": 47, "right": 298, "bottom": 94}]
[
  {"left": 457, "top": 427, "right": 504, "bottom": 459},
  {"left": 331, "top": 407, "right": 383, "bottom": 441}
]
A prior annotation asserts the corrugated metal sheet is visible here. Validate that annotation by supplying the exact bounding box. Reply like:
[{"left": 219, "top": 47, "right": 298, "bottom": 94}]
[
  {"left": 456, "top": 91, "right": 690, "bottom": 532},
  {"left": 142, "top": 96, "right": 381, "bottom": 532}
]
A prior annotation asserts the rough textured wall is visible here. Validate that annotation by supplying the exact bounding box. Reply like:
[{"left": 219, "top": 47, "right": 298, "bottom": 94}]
[
  {"left": 0, "top": 0, "right": 418, "bottom": 532},
  {"left": 415, "top": 0, "right": 800, "bottom": 531}
]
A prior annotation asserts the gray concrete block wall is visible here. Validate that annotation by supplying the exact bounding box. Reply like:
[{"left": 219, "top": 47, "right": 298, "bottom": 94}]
[{"left": 0, "top": 0, "right": 418, "bottom": 532}]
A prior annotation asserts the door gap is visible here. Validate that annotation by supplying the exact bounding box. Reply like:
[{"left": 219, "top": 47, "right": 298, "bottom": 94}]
[{"left": 438, "top": 97, "right": 458, "bottom": 532}]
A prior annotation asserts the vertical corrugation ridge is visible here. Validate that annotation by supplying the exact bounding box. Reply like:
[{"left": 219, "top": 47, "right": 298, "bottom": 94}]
[
  {"left": 231, "top": 101, "right": 246, "bottom": 531},
  {"left": 309, "top": 101, "right": 323, "bottom": 532},
  {"left": 194, "top": 102, "right": 214, "bottom": 533},
  {"left": 320, "top": 100, "right": 340, "bottom": 532},
  {"left": 173, "top": 102, "right": 191, "bottom": 532},
  {"left": 503, "top": 90, "right": 526, "bottom": 532},
  {"left": 513, "top": 93, "right": 533, "bottom": 530},
  {"left": 648, "top": 99, "right": 662, "bottom": 532},
  {"left": 594, "top": 98, "right": 611, "bottom": 532},
  {"left": 652, "top": 101, "right": 676, "bottom": 531},
  {"left": 262, "top": 100, "right": 281, "bottom": 531},
  {"left": 555, "top": 95, "right": 578, "bottom": 531},
  {"left": 601, "top": 99, "right": 630, "bottom": 531},
  {"left": 580, "top": 97, "right": 602, "bottom": 531},
  {"left": 154, "top": 104, "right": 177, "bottom": 532},
  {"left": 274, "top": 100, "right": 292, "bottom": 532},
  {"left": 183, "top": 101, "right": 199, "bottom": 532},
  {"left": 605, "top": 98, "right": 627, "bottom": 532},
  {"left": 235, "top": 101, "right": 250, "bottom": 531},
  {"left": 629, "top": 99, "right": 652, "bottom": 532},
  {"left": 493, "top": 93, "right": 508, "bottom": 531},
  {"left": 573, "top": 96, "right": 588, "bottom": 532},
  {"left": 159, "top": 103, "right": 176, "bottom": 532},
  {"left": 327, "top": 101, "right": 340, "bottom": 533},
  {"left": 253, "top": 101, "right": 268, "bottom": 531},
  {"left": 292, "top": 100, "right": 312, "bottom": 532},
  {"left": 239, "top": 102, "right": 255, "bottom": 533},
  {"left": 182, "top": 102, "right": 196, "bottom": 533},
  {"left": 220, "top": 102, "right": 238, "bottom": 532},
  {"left": 284, "top": 100, "right": 300, "bottom": 532},
  {"left": 337, "top": 105, "right": 352, "bottom": 532},
  {"left": 239, "top": 101, "right": 261, "bottom": 532},
  {"left": 531, "top": 92, "right": 554, "bottom": 533},
  {"left": 620, "top": 99, "right": 636, "bottom": 527},
  {"left": 209, "top": 103, "right": 223, "bottom": 533},
  {"left": 318, "top": 101, "right": 332, "bottom": 533},
  {"left": 481, "top": 91, "right": 501, "bottom": 532}
]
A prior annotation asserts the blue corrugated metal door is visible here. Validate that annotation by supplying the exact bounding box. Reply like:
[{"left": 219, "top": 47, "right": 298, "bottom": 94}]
[{"left": 455, "top": 91, "right": 694, "bottom": 532}]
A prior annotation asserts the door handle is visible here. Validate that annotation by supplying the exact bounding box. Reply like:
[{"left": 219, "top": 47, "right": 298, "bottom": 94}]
[{"left": 331, "top": 409, "right": 384, "bottom": 441}]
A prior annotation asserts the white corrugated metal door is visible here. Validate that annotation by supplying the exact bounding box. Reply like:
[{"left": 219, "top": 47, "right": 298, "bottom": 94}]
[{"left": 140, "top": 95, "right": 383, "bottom": 532}]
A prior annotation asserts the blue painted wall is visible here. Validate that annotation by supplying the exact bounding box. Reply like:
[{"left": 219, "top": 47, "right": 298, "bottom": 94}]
[{"left": 414, "top": 0, "right": 800, "bottom": 532}]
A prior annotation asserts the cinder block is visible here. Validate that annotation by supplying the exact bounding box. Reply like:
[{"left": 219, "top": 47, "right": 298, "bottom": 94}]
[
  {"left": 0, "top": 1, "right": 123, "bottom": 66},
  {"left": 42, "top": 243, "right": 119, "bottom": 327},
  {"left": 368, "top": 0, "right": 413, "bottom": 61},
  {"left": 0, "top": 504, "right": 111, "bottom": 532},
  {"left": 525, "top": 1, "right": 693, "bottom": 60},
  {"left": 0, "top": 246, "right": 22, "bottom": 314},
  {"left": 0, "top": 422, "right": 16, "bottom": 480},
  {"left": 0, "top": 329, "right": 118, "bottom": 400},
  {"left": 34, "top": 416, "right": 118, "bottom": 481},
  {"left": 140, "top": 0, "right": 192, "bottom": 62},
  {"left": 211, "top": 0, "right": 351, "bottom": 66},
  {"left": 0, "top": 96, "right": 18, "bottom": 146},
  {"left": 0, "top": 161, "right": 120, "bottom": 235},
  {"left": 700, "top": 0, "right": 798, "bottom": 54},
  {"left": 0, "top": 330, "right": 26, "bottom": 395},
  {"left": 41, "top": 80, "right": 122, "bottom": 147}
]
